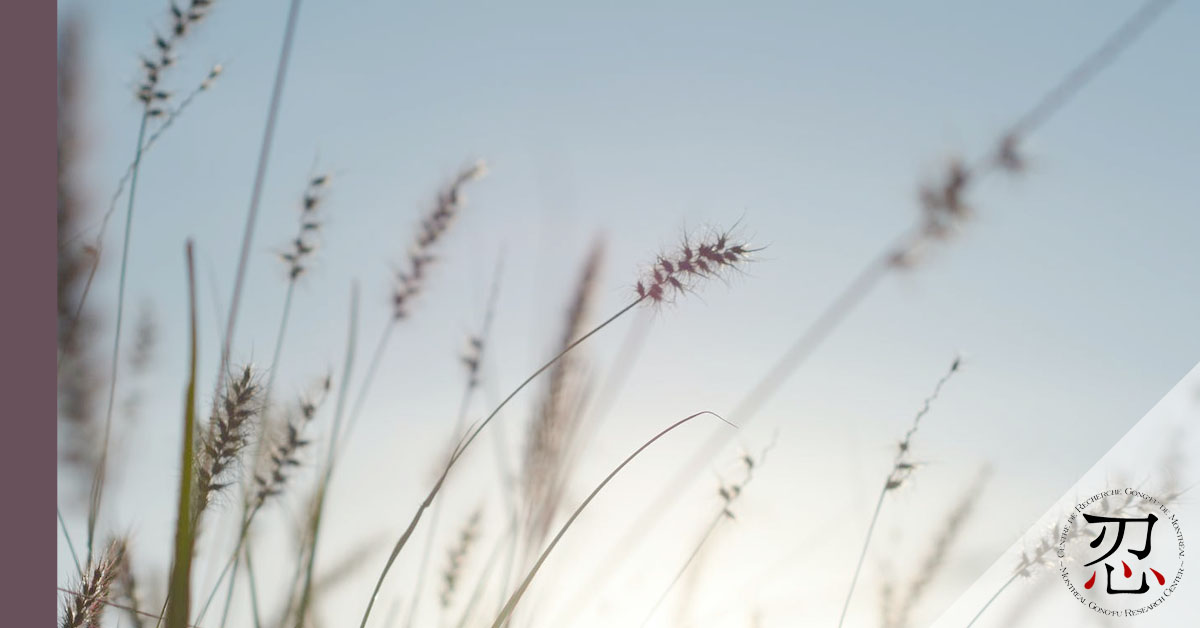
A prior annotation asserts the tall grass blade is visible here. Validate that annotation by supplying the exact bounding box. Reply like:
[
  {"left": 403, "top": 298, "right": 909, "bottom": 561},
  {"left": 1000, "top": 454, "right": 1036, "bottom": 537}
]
[{"left": 165, "top": 241, "right": 200, "bottom": 628}]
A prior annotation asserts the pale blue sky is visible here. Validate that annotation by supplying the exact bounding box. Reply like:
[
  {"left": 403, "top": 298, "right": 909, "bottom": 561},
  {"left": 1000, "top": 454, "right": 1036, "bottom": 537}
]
[{"left": 58, "top": 1, "right": 1199, "bottom": 626}]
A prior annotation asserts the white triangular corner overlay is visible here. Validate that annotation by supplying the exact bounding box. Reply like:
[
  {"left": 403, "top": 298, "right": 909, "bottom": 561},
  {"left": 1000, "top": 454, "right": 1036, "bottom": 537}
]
[{"left": 932, "top": 361, "right": 1199, "bottom": 627}]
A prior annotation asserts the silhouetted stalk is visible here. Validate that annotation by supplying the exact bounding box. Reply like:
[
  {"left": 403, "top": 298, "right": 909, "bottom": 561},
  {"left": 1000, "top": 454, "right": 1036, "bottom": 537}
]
[
  {"left": 212, "top": 279, "right": 296, "bottom": 627},
  {"left": 359, "top": 297, "right": 645, "bottom": 627},
  {"left": 58, "top": 65, "right": 221, "bottom": 375},
  {"left": 405, "top": 384, "right": 475, "bottom": 628},
  {"left": 491, "top": 410, "right": 733, "bottom": 627},
  {"left": 638, "top": 510, "right": 722, "bottom": 628},
  {"left": 637, "top": 440, "right": 772, "bottom": 628},
  {"left": 837, "top": 487, "right": 889, "bottom": 628},
  {"left": 837, "top": 358, "right": 960, "bottom": 628},
  {"left": 563, "top": 1, "right": 1178, "bottom": 613},
  {"left": 554, "top": 241, "right": 899, "bottom": 622},
  {"left": 455, "top": 517, "right": 518, "bottom": 628},
  {"left": 163, "top": 241, "right": 199, "bottom": 628},
  {"left": 406, "top": 263, "right": 502, "bottom": 628},
  {"left": 216, "top": 0, "right": 304, "bottom": 389}
]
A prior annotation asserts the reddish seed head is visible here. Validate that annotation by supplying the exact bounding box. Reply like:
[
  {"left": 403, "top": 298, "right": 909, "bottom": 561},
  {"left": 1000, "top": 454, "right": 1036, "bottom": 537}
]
[{"left": 636, "top": 226, "right": 755, "bottom": 304}]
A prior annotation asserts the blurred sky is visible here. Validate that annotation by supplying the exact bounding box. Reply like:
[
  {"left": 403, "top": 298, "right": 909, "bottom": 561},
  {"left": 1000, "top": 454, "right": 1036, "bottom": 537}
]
[{"left": 57, "top": 1, "right": 1199, "bottom": 626}]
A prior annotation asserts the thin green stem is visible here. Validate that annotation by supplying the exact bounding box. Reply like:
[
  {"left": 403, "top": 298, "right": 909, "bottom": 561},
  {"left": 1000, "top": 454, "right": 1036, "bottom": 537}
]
[
  {"left": 405, "top": 385, "right": 475, "bottom": 628},
  {"left": 58, "top": 506, "right": 83, "bottom": 578},
  {"left": 87, "top": 108, "right": 150, "bottom": 566},
  {"left": 58, "top": 69, "right": 220, "bottom": 374},
  {"left": 164, "top": 241, "right": 200, "bottom": 628},
  {"left": 216, "top": 0, "right": 304, "bottom": 391},
  {"left": 245, "top": 545, "right": 264, "bottom": 628}
]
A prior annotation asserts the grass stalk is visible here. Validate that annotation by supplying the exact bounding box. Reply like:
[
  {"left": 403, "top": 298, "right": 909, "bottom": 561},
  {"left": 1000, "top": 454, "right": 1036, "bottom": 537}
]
[
  {"left": 293, "top": 283, "right": 360, "bottom": 628},
  {"left": 556, "top": 242, "right": 898, "bottom": 621},
  {"left": 58, "top": 506, "right": 84, "bottom": 578},
  {"left": 636, "top": 441, "right": 772, "bottom": 628},
  {"left": 406, "top": 262, "right": 502, "bottom": 628},
  {"left": 58, "top": 65, "right": 222, "bottom": 377},
  {"left": 562, "top": 0, "right": 1179, "bottom": 604},
  {"left": 245, "top": 545, "right": 265, "bottom": 628},
  {"left": 210, "top": 279, "right": 297, "bottom": 627},
  {"left": 216, "top": 0, "right": 304, "bottom": 387},
  {"left": 836, "top": 486, "right": 888, "bottom": 628},
  {"left": 837, "top": 357, "right": 960, "bottom": 628},
  {"left": 86, "top": 109, "right": 150, "bottom": 566},
  {"left": 194, "top": 505, "right": 263, "bottom": 623},
  {"left": 358, "top": 297, "right": 645, "bottom": 627},
  {"left": 638, "top": 510, "right": 723, "bottom": 628},
  {"left": 454, "top": 516, "right": 518, "bottom": 628},
  {"left": 164, "top": 241, "right": 199, "bottom": 628},
  {"left": 491, "top": 410, "right": 733, "bottom": 627},
  {"left": 404, "top": 385, "right": 474, "bottom": 628}
]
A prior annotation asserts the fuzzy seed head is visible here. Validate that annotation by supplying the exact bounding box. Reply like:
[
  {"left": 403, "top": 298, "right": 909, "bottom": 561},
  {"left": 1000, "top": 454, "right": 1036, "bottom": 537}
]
[
  {"left": 253, "top": 376, "right": 330, "bottom": 507},
  {"left": 135, "top": 0, "right": 214, "bottom": 105},
  {"left": 195, "top": 365, "right": 262, "bottom": 515},
  {"left": 61, "top": 541, "right": 125, "bottom": 628},
  {"left": 281, "top": 174, "right": 332, "bottom": 280},
  {"left": 636, "top": 227, "right": 755, "bottom": 304},
  {"left": 440, "top": 508, "right": 483, "bottom": 609},
  {"left": 392, "top": 162, "right": 487, "bottom": 319}
]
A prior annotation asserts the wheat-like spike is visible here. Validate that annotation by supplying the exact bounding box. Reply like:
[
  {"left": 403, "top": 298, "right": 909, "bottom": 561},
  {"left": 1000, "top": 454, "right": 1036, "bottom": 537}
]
[
  {"left": 884, "top": 356, "right": 961, "bottom": 491},
  {"left": 281, "top": 174, "right": 332, "bottom": 280},
  {"left": 254, "top": 375, "right": 331, "bottom": 506},
  {"left": 359, "top": 224, "right": 755, "bottom": 628},
  {"left": 838, "top": 357, "right": 962, "bottom": 628},
  {"left": 135, "top": 0, "right": 214, "bottom": 113},
  {"left": 635, "top": 226, "right": 757, "bottom": 304},
  {"left": 194, "top": 365, "right": 262, "bottom": 516},
  {"left": 521, "top": 240, "right": 603, "bottom": 545},
  {"left": 392, "top": 162, "right": 488, "bottom": 319},
  {"left": 440, "top": 508, "right": 483, "bottom": 610},
  {"left": 61, "top": 540, "right": 125, "bottom": 628}
]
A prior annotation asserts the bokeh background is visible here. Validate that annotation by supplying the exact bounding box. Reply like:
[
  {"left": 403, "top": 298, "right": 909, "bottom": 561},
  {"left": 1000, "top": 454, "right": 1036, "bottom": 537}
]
[{"left": 57, "top": 1, "right": 1200, "bottom": 626}]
